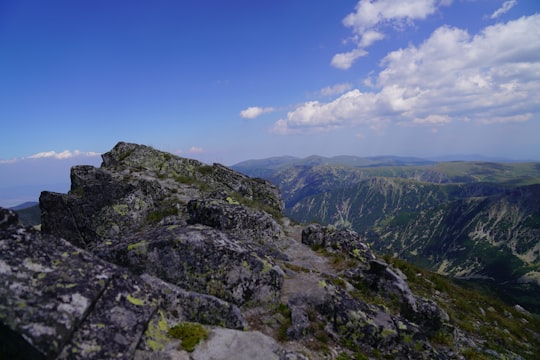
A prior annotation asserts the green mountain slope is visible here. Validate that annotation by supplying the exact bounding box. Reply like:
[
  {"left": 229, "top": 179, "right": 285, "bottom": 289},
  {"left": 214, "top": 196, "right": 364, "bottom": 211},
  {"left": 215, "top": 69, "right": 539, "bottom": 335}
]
[
  {"left": 233, "top": 157, "right": 540, "bottom": 312},
  {"left": 12, "top": 202, "right": 41, "bottom": 226}
]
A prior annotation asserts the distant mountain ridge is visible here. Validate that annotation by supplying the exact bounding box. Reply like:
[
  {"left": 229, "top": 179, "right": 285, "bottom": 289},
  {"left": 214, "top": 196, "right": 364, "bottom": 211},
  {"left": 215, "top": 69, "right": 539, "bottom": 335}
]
[
  {"left": 10, "top": 201, "right": 40, "bottom": 226},
  {"left": 233, "top": 154, "right": 435, "bottom": 172},
  {"left": 232, "top": 155, "right": 540, "bottom": 313},
  {"left": 9, "top": 201, "right": 38, "bottom": 211}
]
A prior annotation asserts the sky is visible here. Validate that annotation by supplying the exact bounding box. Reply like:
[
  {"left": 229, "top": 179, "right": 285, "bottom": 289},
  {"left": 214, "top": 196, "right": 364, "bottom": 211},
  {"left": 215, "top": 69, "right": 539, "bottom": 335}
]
[{"left": 1, "top": 0, "right": 539, "bottom": 206}]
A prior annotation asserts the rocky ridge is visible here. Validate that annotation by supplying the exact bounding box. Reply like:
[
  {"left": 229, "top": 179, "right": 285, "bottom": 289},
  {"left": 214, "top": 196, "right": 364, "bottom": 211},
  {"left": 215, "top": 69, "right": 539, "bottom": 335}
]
[{"left": 1, "top": 142, "right": 539, "bottom": 359}]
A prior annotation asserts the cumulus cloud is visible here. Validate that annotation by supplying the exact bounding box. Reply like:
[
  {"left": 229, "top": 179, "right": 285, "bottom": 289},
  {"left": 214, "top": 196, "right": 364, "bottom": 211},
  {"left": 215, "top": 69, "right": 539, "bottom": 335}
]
[
  {"left": 239, "top": 106, "right": 276, "bottom": 119},
  {"left": 332, "top": 0, "right": 442, "bottom": 69},
  {"left": 319, "top": 83, "right": 353, "bottom": 97},
  {"left": 490, "top": 0, "right": 517, "bottom": 19},
  {"left": 0, "top": 150, "right": 101, "bottom": 164},
  {"left": 28, "top": 150, "right": 100, "bottom": 160},
  {"left": 331, "top": 49, "right": 368, "bottom": 70},
  {"left": 271, "top": 90, "right": 381, "bottom": 134},
  {"left": 274, "top": 14, "right": 540, "bottom": 134}
]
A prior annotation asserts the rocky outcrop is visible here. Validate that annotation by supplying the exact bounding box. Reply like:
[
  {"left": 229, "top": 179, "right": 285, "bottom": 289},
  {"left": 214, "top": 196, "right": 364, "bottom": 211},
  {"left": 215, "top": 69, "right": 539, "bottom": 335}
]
[
  {"left": 0, "top": 208, "right": 252, "bottom": 359},
  {"left": 40, "top": 142, "right": 285, "bottom": 307},
  {"left": 302, "top": 223, "right": 376, "bottom": 264},
  {"left": 1, "top": 143, "right": 295, "bottom": 359},
  {"left": 296, "top": 224, "right": 449, "bottom": 357},
  {"left": 2, "top": 143, "right": 538, "bottom": 359},
  {"left": 95, "top": 224, "right": 284, "bottom": 307}
]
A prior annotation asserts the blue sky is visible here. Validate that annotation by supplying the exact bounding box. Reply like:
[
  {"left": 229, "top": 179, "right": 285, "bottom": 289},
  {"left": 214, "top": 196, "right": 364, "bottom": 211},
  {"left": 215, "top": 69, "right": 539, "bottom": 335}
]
[{"left": 1, "top": 0, "right": 539, "bottom": 206}]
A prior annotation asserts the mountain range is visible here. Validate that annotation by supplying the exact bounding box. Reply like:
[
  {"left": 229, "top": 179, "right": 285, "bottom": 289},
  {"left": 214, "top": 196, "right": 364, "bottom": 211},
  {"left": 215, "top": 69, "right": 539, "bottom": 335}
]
[
  {"left": 232, "top": 155, "right": 540, "bottom": 313},
  {"left": 2, "top": 143, "right": 539, "bottom": 359}
]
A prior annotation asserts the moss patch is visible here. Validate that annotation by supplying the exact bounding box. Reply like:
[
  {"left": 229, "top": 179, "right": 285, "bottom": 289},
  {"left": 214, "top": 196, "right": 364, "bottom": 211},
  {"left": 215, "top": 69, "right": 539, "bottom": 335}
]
[{"left": 169, "top": 322, "right": 209, "bottom": 352}]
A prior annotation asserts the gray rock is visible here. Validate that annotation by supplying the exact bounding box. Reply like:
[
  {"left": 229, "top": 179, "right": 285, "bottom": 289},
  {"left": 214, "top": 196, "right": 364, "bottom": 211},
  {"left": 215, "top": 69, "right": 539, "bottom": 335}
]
[
  {"left": 302, "top": 223, "right": 376, "bottom": 264},
  {"left": 0, "top": 217, "right": 158, "bottom": 359},
  {"left": 139, "top": 274, "right": 246, "bottom": 330},
  {"left": 0, "top": 207, "right": 252, "bottom": 359},
  {"left": 95, "top": 225, "right": 283, "bottom": 307},
  {"left": 187, "top": 198, "right": 283, "bottom": 241},
  {"left": 40, "top": 142, "right": 286, "bottom": 308},
  {"left": 0, "top": 225, "right": 115, "bottom": 358},
  {"left": 0, "top": 207, "right": 18, "bottom": 229},
  {"left": 190, "top": 328, "right": 307, "bottom": 360}
]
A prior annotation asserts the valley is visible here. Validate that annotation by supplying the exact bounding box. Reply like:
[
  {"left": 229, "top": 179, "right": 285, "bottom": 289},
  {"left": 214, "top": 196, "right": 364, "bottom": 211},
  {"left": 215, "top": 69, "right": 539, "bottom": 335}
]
[{"left": 233, "top": 156, "right": 540, "bottom": 313}]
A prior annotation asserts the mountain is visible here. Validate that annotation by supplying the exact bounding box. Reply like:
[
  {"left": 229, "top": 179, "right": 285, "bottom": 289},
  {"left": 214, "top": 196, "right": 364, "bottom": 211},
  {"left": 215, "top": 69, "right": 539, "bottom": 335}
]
[
  {"left": 9, "top": 201, "right": 39, "bottom": 211},
  {"left": 0, "top": 143, "right": 540, "bottom": 360},
  {"left": 10, "top": 201, "right": 41, "bottom": 226},
  {"left": 233, "top": 156, "right": 540, "bottom": 313},
  {"left": 232, "top": 154, "right": 435, "bottom": 177},
  {"left": 1, "top": 143, "right": 539, "bottom": 359}
]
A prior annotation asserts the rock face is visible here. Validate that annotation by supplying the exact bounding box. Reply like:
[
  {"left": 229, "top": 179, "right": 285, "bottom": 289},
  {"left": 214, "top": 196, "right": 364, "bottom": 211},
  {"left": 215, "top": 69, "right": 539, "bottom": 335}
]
[{"left": 2, "top": 142, "right": 539, "bottom": 359}]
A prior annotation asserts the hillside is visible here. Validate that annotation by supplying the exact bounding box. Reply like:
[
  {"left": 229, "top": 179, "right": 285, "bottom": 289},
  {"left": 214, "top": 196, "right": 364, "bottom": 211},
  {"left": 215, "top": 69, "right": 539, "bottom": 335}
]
[
  {"left": 232, "top": 157, "right": 540, "bottom": 313},
  {"left": 10, "top": 201, "right": 40, "bottom": 226},
  {"left": 2, "top": 143, "right": 539, "bottom": 359}
]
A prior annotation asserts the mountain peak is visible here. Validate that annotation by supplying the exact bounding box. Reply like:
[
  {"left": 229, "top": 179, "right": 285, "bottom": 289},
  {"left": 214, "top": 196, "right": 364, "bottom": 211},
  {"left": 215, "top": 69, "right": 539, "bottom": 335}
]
[{"left": 1, "top": 142, "right": 539, "bottom": 359}]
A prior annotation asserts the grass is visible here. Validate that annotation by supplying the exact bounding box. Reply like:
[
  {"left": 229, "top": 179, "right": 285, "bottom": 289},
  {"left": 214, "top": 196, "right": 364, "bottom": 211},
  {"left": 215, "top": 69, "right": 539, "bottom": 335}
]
[
  {"left": 381, "top": 255, "right": 540, "bottom": 359},
  {"left": 168, "top": 322, "right": 209, "bottom": 352},
  {"left": 275, "top": 303, "right": 292, "bottom": 341},
  {"left": 227, "top": 191, "right": 283, "bottom": 220},
  {"left": 146, "top": 206, "right": 179, "bottom": 223}
]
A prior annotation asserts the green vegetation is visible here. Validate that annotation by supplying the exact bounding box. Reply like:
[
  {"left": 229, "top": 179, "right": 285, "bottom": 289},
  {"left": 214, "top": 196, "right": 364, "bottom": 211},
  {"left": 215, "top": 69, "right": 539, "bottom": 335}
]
[
  {"left": 432, "top": 161, "right": 540, "bottom": 185},
  {"left": 146, "top": 206, "right": 179, "bottom": 224},
  {"left": 275, "top": 303, "right": 292, "bottom": 342},
  {"left": 382, "top": 255, "right": 540, "bottom": 359},
  {"left": 227, "top": 191, "right": 282, "bottom": 220},
  {"left": 197, "top": 165, "right": 214, "bottom": 175},
  {"left": 273, "top": 159, "right": 540, "bottom": 312},
  {"left": 168, "top": 322, "right": 209, "bottom": 352}
]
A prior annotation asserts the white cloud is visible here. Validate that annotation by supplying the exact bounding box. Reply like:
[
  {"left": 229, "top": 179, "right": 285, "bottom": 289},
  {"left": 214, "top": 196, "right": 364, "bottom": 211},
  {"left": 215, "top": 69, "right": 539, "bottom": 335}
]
[
  {"left": 271, "top": 90, "right": 381, "bottom": 134},
  {"left": 333, "top": 0, "right": 440, "bottom": 69},
  {"left": 319, "top": 83, "right": 353, "bottom": 97},
  {"left": 239, "top": 106, "right": 275, "bottom": 119},
  {"left": 28, "top": 150, "right": 100, "bottom": 160},
  {"left": 0, "top": 159, "right": 17, "bottom": 164},
  {"left": 274, "top": 15, "right": 540, "bottom": 134},
  {"left": 490, "top": 0, "right": 517, "bottom": 19},
  {"left": 0, "top": 150, "right": 101, "bottom": 164},
  {"left": 343, "top": 0, "right": 437, "bottom": 33},
  {"left": 188, "top": 146, "right": 204, "bottom": 154},
  {"left": 479, "top": 113, "right": 532, "bottom": 125},
  {"left": 359, "top": 30, "right": 385, "bottom": 47},
  {"left": 412, "top": 114, "right": 452, "bottom": 125},
  {"left": 331, "top": 49, "right": 368, "bottom": 70}
]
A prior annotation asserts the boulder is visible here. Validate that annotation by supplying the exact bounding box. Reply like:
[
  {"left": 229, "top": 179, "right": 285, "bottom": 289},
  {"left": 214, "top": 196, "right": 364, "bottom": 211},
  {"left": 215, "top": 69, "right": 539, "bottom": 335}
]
[
  {"left": 0, "top": 212, "right": 156, "bottom": 359},
  {"left": 95, "top": 225, "right": 284, "bottom": 307},
  {"left": 301, "top": 223, "right": 376, "bottom": 264}
]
